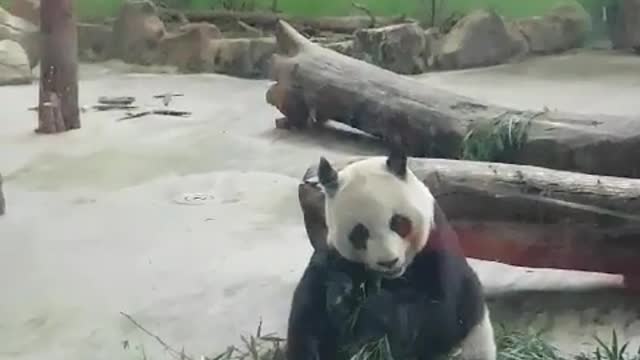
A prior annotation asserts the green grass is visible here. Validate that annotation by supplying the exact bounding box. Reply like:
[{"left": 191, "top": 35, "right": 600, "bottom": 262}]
[
  {"left": 120, "top": 309, "right": 640, "bottom": 360},
  {"left": 202, "top": 326, "right": 640, "bottom": 360}
]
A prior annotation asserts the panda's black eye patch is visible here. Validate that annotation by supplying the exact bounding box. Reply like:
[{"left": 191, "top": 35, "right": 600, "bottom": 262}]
[
  {"left": 349, "top": 223, "right": 369, "bottom": 250},
  {"left": 390, "top": 214, "right": 412, "bottom": 238}
]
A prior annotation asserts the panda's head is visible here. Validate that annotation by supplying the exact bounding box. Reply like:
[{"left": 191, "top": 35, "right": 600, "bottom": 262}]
[{"left": 317, "top": 149, "right": 436, "bottom": 279}]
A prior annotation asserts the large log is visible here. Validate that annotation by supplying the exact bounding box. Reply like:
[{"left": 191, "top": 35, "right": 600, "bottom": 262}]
[
  {"left": 297, "top": 157, "right": 640, "bottom": 288},
  {"left": 160, "top": 9, "right": 409, "bottom": 34},
  {"left": 266, "top": 20, "right": 640, "bottom": 178}
]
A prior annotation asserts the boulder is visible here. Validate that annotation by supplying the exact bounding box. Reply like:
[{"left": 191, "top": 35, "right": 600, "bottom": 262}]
[
  {"left": 156, "top": 22, "right": 222, "bottom": 72},
  {"left": 422, "top": 27, "right": 443, "bottom": 68},
  {"left": 505, "top": 22, "right": 530, "bottom": 60},
  {"left": 0, "top": 172, "right": 4, "bottom": 215},
  {"left": 513, "top": 3, "right": 590, "bottom": 54},
  {"left": 111, "top": 0, "right": 166, "bottom": 65},
  {"left": 0, "top": 39, "right": 32, "bottom": 85},
  {"left": 353, "top": 23, "right": 427, "bottom": 75},
  {"left": 611, "top": 0, "right": 640, "bottom": 51},
  {"left": 435, "top": 9, "right": 514, "bottom": 70},
  {"left": 203, "top": 37, "right": 276, "bottom": 78},
  {"left": 0, "top": 5, "right": 39, "bottom": 68},
  {"left": 77, "top": 23, "right": 114, "bottom": 62},
  {"left": 9, "top": 0, "right": 39, "bottom": 26},
  {"left": 324, "top": 40, "right": 353, "bottom": 56}
]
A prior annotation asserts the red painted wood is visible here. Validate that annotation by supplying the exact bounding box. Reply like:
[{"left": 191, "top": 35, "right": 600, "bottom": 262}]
[{"left": 453, "top": 222, "right": 640, "bottom": 276}]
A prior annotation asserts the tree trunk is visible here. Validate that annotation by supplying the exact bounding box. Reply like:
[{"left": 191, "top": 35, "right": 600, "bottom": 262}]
[
  {"left": 266, "top": 20, "right": 640, "bottom": 178},
  {"left": 160, "top": 9, "right": 408, "bottom": 34},
  {"left": 37, "top": 0, "right": 80, "bottom": 134},
  {"left": 297, "top": 157, "right": 640, "bottom": 286}
]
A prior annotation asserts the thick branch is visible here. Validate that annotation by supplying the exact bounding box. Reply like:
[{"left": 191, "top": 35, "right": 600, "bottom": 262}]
[
  {"left": 298, "top": 157, "right": 640, "bottom": 278},
  {"left": 267, "top": 20, "right": 640, "bottom": 178}
]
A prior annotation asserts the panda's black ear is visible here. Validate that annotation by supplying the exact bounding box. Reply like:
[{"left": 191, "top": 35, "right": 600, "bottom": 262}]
[
  {"left": 318, "top": 156, "right": 339, "bottom": 196},
  {"left": 386, "top": 144, "right": 407, "bottom": 179}
]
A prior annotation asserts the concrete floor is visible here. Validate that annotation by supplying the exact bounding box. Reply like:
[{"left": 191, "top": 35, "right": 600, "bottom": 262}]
[{"left": 1, "top": 50, "right": 640, "bottom": 360}]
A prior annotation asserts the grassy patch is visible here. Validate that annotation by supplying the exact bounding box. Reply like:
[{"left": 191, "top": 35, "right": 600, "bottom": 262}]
[
  {"left": 121, "top": 310, "right": 640, "bottom": 360},
  {"left": 208, "top": 326, "right": 640, "bottom": 360},
  {"left": 460, "top": 111, "right": 537, "bottom": 162}
]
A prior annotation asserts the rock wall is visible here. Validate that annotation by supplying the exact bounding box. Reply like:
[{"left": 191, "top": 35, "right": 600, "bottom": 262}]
[
  {"left": 31, "top": 0, "right": 594, "bottom": 80},
  {"left": 338, "top": 3, "right": 591, "bottom": 74}
]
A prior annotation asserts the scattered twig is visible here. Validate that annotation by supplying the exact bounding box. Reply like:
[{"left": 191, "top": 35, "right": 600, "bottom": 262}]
[
  {"left": 98, "top": 96, "right": 136, "bottom": 105},
  {"left": 153, "top": 93, "right": 184, "bottom": 106},
  {"left": 352, "top": 2, "right": 376, "bottom": 28},
  {"left": 152, "top": 93, "right": 184, "bottom": 99},
  {"left": 236, "top": 20, "right": 263, "bottom": 36},
  {"left": 120, "top": 311, "right": 195, "bottom": 360},
  {"left": 118, "top": 109, "right": 192, "bottom": 121},
  {"left": 93, "top": 104, "right": 139, "bottom": 111}
]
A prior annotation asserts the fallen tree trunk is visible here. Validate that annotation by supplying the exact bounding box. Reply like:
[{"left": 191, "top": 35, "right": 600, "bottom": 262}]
[
  {"left": 160, "top": 9, "right": 409, "bottom": 34},
  {"left": 298, "top": 157, "right": 640, "bottom": 287},
  {"left": 267, "top": 20, "right": 640, "bottom": 178}
]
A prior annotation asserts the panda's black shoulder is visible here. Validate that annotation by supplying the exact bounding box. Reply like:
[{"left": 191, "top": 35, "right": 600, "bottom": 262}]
[
  {"left": 410, "top": 200, "right": 487, "bottom": 320},
  {"left": 285, "top": 250, "right": 338, "bottom": 360}
]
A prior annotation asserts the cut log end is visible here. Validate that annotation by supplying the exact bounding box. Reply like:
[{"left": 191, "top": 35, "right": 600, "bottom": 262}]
[{"left": 274, "top": 20, "right": 311, "bottom": 56}]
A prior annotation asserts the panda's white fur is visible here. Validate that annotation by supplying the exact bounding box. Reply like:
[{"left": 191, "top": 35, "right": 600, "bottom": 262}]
[
  {"left": 456, "top": 308, "right": 497, "bottom": 360},
  {"left": 323, "top": 156, "right": 435, "bottom": 277},
  {"left": 317, "top": 154, "right": 497, "bottom": 360}
]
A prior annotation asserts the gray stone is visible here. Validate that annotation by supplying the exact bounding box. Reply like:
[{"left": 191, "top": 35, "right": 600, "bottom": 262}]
[
  {"left": 204, "top": 37, "right": 276, "bottom": 78},
  {"left": 422, "top": 27, "right": 444, "bottom": 68},
  {"left": 0, "top": 39, "right": 32, "bottom": 85},
  {"left": 324, "top": 40, "right": 354, "bottom": 57},
  {"left": 505, "top": 21, "right": 530, "bottom": 60},
  {"left": 77, "top": 23, "right": 114, "bottom": 62},
  {"left": 513, "top": 3, "right": 590, "bottom": 54},
  {"left": 0, "top": 5, "right": 39, "bottom": 68},
  {"left": 436, "top": 9, "right": 514, "bottom": 70},
  {"left": 111, "top": 0, "right": 166, "bottom": 65},
  {"left": 156, "top": 23, "right": 223, "bottom": 72},
  {"left": 612, "top": 0, "right": 640, "bottom": 51},
  {"left": 353, "top": 23, "right": 427, "bottom": 74}
]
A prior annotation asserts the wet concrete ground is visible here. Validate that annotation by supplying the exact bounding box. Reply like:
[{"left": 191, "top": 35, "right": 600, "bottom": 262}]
[{"left": 1, "top": 50, "right": 639, "bottom": 360}]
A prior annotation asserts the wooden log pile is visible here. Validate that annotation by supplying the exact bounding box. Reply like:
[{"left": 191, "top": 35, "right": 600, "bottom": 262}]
[{"left": 266, "top": 21, "right": 640, "bottom": 289}]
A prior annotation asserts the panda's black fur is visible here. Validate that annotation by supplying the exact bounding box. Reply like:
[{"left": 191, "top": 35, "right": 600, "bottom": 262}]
[{"left": 286, "top": 153, "right": 493, "bottom": 360}]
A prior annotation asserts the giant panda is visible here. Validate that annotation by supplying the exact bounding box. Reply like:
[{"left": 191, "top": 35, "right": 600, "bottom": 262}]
[{"left": 286, "top": 148, "right": 496, "bottom": 360}]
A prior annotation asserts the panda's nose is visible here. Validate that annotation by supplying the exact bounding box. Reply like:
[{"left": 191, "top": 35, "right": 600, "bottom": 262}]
[{"left": 377, "top": 258, "right": 399, "bottom": 269}]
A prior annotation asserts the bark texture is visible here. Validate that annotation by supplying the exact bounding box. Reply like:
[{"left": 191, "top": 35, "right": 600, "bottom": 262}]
[{"left": 37, "top": 0, "right": 80, "bottom": 133}]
